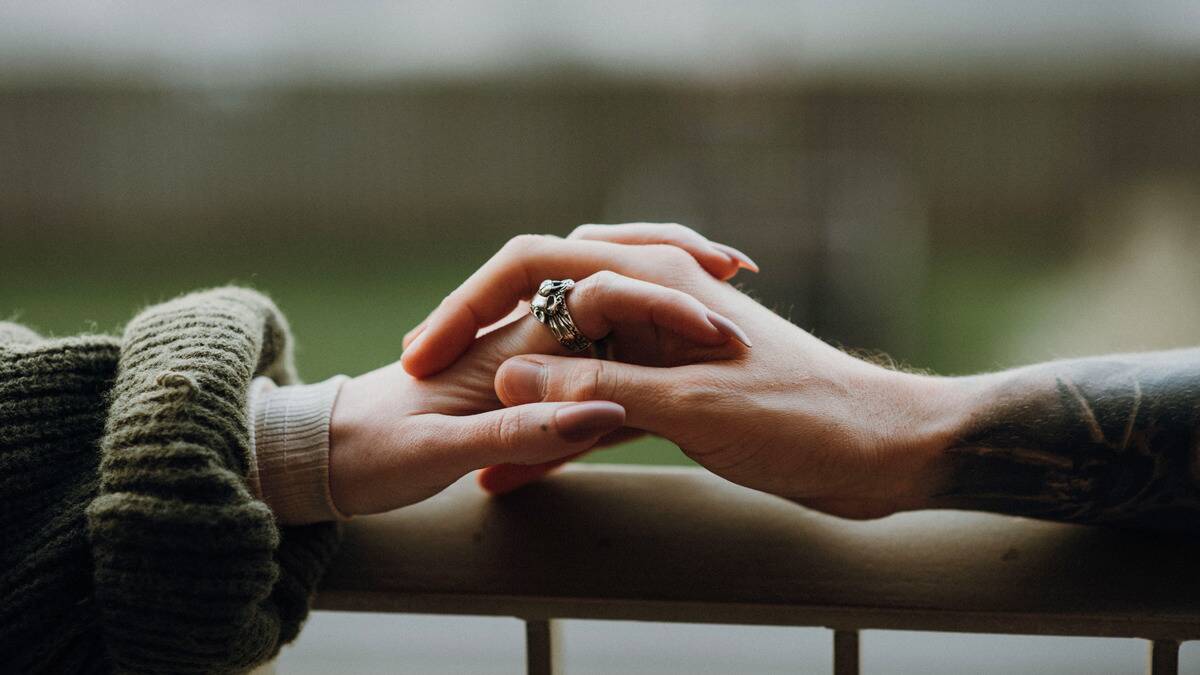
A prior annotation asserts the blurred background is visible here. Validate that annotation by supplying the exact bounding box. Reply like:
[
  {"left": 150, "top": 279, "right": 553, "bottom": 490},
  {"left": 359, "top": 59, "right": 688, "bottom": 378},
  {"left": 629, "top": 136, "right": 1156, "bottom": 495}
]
[{"left": 3, "top": 2, "right": 1199, "bottom": 673}]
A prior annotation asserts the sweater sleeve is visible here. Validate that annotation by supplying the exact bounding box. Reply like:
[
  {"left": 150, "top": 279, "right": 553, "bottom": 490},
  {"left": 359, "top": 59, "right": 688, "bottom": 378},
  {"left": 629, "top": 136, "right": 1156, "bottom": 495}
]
[
  {"left": 0, "top": 321, "right": 43, "bottom": 346},
  {"left": 0, "top": 327, "right": 122, "bottom": 672},
  {"left": 86, "top": 288, "right": 341, "bottom": 673}
]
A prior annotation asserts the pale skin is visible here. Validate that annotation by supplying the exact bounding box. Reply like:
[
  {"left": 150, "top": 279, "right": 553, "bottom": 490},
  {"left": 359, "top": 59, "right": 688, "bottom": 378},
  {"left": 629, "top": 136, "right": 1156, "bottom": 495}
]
[
  {"left": 328, "top": 226, "right": 756, "bottom": 516},
  {"left": 400, "top": 223, "right": 1200, "bottom": 532}
]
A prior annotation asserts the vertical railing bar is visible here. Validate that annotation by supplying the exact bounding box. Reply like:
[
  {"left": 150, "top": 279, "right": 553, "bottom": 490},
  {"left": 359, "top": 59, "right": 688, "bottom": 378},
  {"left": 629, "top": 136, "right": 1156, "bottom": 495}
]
[
  {"left": 833, "top": 629, "right": 860, "bottom": 675},
  {"left": 1147, "top": 639, "right": 1179, "bottom": 675},
  {"left": 525, "top": 618, "right": 562, "bottom": 675}
]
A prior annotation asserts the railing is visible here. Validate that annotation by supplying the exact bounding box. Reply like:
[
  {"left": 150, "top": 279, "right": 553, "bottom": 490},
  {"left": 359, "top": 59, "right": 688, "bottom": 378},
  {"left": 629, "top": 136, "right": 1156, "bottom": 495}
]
[{"left": 314, "top": 465, "right": 1200, "bottom": 675}]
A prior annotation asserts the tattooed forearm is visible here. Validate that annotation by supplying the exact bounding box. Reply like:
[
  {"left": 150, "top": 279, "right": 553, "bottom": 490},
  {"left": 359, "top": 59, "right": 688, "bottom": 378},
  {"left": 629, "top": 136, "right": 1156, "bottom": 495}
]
[{"left": 932, "top": 349, "right": 1200, "bottom": 532}]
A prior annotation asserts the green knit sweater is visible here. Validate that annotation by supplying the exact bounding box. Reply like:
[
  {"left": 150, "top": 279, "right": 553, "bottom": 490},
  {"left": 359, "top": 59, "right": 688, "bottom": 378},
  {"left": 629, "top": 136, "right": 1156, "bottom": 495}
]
[{"left": 0, "top": 288, "right": 341, "bottom": 674}]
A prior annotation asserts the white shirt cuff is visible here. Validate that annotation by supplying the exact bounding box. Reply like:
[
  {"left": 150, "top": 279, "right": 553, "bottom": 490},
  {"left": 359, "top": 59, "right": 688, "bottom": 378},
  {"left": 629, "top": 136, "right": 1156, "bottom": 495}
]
[{"left": 247, "top": 375, "right": 350, "bottom": 525}]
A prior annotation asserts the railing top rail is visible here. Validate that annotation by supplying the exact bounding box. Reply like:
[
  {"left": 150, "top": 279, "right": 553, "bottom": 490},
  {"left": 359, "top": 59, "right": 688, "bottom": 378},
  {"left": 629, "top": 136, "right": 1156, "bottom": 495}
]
[{"left": 316, "top": 465, "right": 1200, "bottom": 640}]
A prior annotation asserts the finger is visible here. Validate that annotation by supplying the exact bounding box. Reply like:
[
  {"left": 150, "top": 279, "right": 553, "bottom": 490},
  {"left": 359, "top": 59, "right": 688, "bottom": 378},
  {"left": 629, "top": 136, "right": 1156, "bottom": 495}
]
[
  {"left": 402, "top": 235, "right": 712, "bottom": 378},
  {"left": 570, "top": 222, "right": 758, "bottom": 279},
  {"left": 477, "top": 426, "right": 644, "bottom": 495},
  {"left": 709, "top": 242, "right": 759, "bottom": 274},
  {"left": 477, "top": 452, "right": 582, "bottom": 495},
  {"left": 596, "top": 426, "right": 646, "bottom": 447},
  {"left": 478, "top": 273, "right": 750, "bottom": 377},
  {"left": 548, "top": 271, "right": 751, "bottom": 348},
  {"left": 477, "top": 303, "right": 527, "bottom": 338},
  {"left": 405, "top": 304, "right": 521, "bottom": 350},
  {"left": 495, "top": 355, "right": 683, "bottom": 434},
  {"left": 402, "top": 320, "right": 428, "bottom": 349},
  {"left": 423, "top": 400, "right": 626, "bottom": 471}
]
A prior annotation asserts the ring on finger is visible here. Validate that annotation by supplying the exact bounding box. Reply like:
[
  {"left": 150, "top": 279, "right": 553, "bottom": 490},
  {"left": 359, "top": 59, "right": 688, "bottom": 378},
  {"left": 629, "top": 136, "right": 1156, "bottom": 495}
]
[{"left": 529, "top": 279, "right": 592, "bottom": 352}]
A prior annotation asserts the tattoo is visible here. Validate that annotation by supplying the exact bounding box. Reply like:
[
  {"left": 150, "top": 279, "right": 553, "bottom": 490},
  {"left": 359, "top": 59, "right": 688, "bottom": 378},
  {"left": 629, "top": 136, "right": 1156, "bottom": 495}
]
[{"left": 935, "top": 349, "right": 1200, "bottom": 532}]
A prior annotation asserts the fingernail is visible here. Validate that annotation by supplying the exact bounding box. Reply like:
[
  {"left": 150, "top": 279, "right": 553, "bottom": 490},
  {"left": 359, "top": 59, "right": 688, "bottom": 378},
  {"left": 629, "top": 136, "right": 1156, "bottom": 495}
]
[
  {"left": 500, "top": 357, "right": 546, "bottom": 403},
  {"left": 555, "top": 401, "right": 626, "bottom": 442},
  {"left": 710, "top": 242, "right": 760, "bottom": 273},
  {"left": 405, "top": 328, "right": 429, "bottom": 354},
  {"left": 706, "top": 310, "right": 753, "bottom": 347},
  {"left": 403, "top": 322, "right": 427, "bottom": 347},
  {"left": 707, "top": 245, "right": 736, "bottom": 267}
]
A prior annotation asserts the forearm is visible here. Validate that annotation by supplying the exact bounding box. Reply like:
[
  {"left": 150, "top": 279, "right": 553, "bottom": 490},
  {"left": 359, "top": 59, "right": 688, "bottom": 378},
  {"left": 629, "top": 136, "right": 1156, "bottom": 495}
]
[{"left": 917, "top": 348, "right": 1200, "bottom": 531}]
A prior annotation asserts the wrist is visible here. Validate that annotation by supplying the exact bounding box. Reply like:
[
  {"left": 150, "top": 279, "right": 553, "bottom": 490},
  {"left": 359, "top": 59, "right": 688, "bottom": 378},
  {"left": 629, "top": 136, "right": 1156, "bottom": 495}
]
[
  {"left": 329, "top": 363, "right": 428, "bottom": 516},
  {"left": 328, "top": 371, "right": 377, "bottom": 517},
  {"left": 252, "top": 375, "right": 350, "bottom": 525},
  {"left": 865, "top": 368, "right": 986, "bottom": 510}
]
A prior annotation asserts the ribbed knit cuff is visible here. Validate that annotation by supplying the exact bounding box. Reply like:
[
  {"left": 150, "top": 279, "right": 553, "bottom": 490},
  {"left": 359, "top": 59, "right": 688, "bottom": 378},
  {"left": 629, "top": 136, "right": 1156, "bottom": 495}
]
[{"left": 247, "top": 375, "right": 350, "bottom": 525}]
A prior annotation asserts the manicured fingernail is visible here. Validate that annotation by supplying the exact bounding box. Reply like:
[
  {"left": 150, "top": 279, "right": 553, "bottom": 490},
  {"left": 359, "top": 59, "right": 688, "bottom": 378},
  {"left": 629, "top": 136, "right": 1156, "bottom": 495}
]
[
  {"left": 555, "top": 401, "right": 626, "bottom": 442},
  {"left": 706, "top": 310, "right": 753, "bottom": 347},
  {"left": 710, "top": 242, "right": 759, "bottom": 273},
  {"left": 500, "top": 357, "right": 546, "bottom": 403},
  {"left": 707, "top": 245, "right": 736, "bottom": 267},
  {"left": 405, "top": 328, "right": 429, "bottom": 354},
  {"left": 403, "top": 322, "right": 427, "bottom": 347}
]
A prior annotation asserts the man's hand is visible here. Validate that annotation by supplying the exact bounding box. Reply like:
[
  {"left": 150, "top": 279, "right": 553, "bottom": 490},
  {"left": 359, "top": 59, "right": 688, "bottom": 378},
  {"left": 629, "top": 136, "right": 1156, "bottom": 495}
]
[
  {"left": 490, "top": 265, "right": 956, "bottom": 519},
  {"left": 483, "top": 227, "right": 1200, "bottom": 530},
  {"left": 397, "top": 224, "right": 1200, "bottom": 530}
]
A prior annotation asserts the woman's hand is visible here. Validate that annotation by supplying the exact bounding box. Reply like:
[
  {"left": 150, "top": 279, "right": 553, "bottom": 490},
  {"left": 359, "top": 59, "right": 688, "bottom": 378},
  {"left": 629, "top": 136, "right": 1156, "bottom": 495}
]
[
  {"left": 412, "top": 223, "right": 954, "bottom": 519},
  {"left": 400, "top": 223, "right": 756, "bottom": 377},
  {"left": 327, "top": 231, "right": 753, "bottom": 516}
]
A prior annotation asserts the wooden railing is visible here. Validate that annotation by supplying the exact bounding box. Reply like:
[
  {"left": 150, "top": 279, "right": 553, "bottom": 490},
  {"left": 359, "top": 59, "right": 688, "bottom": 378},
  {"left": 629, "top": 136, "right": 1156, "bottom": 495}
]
[{"left": 315, "top": 465, "right": 1200, "bottom": 674}]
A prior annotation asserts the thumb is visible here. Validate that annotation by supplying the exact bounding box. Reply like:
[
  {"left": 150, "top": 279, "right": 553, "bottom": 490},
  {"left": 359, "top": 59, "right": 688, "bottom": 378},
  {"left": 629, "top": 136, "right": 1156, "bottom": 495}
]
[
  {"left": 495, "top": 355, "right": 680, "bottom": 434},
  {"left": 427, "top": 400, "right": 626, "bottom": 471}
]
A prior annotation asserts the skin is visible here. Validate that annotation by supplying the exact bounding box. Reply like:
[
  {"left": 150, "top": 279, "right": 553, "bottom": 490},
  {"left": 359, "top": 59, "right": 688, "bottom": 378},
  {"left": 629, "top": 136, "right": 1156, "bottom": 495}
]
[
  {"left": 930, "top": 351, "right": 1200, "bottom": 531},
  {"left": 329, "top": 226, "right": 756, "bottom": 516},
  {"left": 408, "top": 223, "right": 1199, "bottom": 532}
]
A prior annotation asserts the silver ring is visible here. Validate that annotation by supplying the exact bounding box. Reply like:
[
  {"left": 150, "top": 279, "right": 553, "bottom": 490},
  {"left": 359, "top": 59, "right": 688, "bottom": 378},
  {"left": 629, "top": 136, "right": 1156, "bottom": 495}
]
[{"left": 530, "top": 279, "right": 592, "bottom": 352}]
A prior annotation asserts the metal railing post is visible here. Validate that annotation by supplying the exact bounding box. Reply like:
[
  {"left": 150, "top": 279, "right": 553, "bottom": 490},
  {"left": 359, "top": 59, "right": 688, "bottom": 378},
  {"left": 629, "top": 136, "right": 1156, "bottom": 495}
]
[
  {"left": 833, "top": 629, "right": 859, "bottom": 675},
  {"left": 1148, "top": 639, "right": 1179, "bottom": 675},
  {"left": 526, "top": 619, "right": 563, "bottom": 675}
]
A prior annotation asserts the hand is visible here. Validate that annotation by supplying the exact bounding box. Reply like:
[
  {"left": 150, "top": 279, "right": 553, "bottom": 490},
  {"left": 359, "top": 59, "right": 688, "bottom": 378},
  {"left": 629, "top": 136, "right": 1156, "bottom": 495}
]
[
  {"left": 406, "top": 224, "right": 952, "bottom": 519},
  {"left": 328, "top": 231, "right": 754, "bottom": 516},
  {"left": 400, "top": 223, "right": 756, "bottom": 377}
]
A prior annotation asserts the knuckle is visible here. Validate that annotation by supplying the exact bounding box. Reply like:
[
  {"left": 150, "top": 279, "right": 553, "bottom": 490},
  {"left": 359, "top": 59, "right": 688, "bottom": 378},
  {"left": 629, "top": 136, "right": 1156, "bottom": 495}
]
[
  {"left": 503, "top": 233, "right": 548, "bottom": 256},
  {"left": 576, "top": 270, "right": 621, "bottom": 307},
  {"left": 648, "top": 243, "right": 696, "bottom": 268},
  {"left": 569, "top": 223, "right": 601, "bottom": 239},
  {"left": 662, "top": 222, "right": 696, "bottom": 239},
  {"left": 559, "top": 359, "right": 612, "bottom": 401},
  {"left": 589, "top": 269, "right": 622, "bottom": 289}
]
